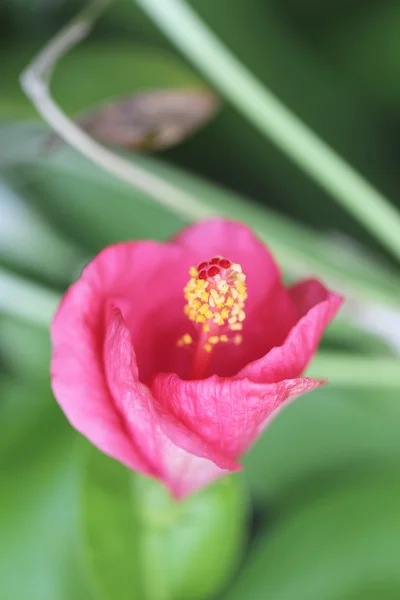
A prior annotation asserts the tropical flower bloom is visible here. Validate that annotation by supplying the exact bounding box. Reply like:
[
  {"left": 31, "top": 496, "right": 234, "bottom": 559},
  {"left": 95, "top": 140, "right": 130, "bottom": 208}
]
[{"left": 51, "top": 219, "right": 342, "bottom": 498}]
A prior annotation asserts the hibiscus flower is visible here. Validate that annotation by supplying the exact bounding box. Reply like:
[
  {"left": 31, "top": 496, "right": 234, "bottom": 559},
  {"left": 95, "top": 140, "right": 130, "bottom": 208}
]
[{"left": 51, "top": 219, "right": 342, "bottom": 498}]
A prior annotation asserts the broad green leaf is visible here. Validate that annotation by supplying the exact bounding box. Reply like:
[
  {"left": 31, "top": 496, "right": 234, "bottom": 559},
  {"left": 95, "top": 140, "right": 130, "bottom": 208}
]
[
  {"left": 223, "top": 473, "right": 400, "bottom": 600},
  {"left": 82, "top": 447, "right": 247, "bottom": 600},
  {"left": 243, "top": 385, "right": 400, "bottom": 508}
]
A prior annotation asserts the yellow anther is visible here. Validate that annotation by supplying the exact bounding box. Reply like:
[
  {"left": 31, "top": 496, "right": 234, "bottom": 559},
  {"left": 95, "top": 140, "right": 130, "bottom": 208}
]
[
  {"left": 199, "top": 303, "right": 210, "bottom": 315},
  {"left": 182, "top": 257, "right": 247, "bottom": 345},
  {"left": 177, "top": 333, "right": 194, "bottom": 348},
  {"left": 234, "top": 334, "right": 243, "bottom": 345}
]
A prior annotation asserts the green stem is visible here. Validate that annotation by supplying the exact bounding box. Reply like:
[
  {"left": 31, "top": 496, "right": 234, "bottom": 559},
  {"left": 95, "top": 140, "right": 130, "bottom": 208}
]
[
  {"left": 307, "top": 353, "right": 400, "bottom": 387},
  {"left": 137, "top": 0, "right": 400, "bottom": 263}
]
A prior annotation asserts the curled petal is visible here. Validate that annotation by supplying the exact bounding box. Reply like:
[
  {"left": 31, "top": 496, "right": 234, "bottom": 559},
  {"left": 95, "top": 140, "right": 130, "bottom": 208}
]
[
  {"left": 50, "top": 278, "right": 154, "bottom": 476},
  {"left": 238, "top": 279, "right": 343, "bottom": 384},
  {"left": 104, "top": 307, "right": 240, "bottom": 498},
  {"left": 152, "top": 373, "right": 323, "bottom": 460}
]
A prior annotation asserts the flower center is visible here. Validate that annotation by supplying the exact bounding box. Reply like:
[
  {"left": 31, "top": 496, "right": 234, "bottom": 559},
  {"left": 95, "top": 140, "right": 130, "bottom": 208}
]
[{"left": 177, "top": 256, "right": 247, "bottom": 378}]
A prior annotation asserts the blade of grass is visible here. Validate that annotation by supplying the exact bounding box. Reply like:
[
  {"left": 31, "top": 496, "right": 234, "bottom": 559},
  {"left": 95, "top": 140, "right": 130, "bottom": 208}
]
[
  {"left": 307, "top": 353, "right": 400, "bottom": 388},
  {"left": 137, "top": 0, "right": 400, "bottom": 263}
]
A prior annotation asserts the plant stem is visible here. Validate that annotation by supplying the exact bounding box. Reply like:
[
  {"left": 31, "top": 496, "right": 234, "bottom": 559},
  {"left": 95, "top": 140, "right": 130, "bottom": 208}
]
[
  {"left": 307, "top": 353, "right": 400, "bottom": 387},
  {"left": 137, "top": 0, "right": 400, "bottom": 263}
]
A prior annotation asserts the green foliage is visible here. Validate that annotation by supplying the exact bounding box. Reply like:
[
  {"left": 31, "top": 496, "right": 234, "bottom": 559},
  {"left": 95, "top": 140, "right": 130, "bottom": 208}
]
[
  {"left": 225, "top": 473, "right": 400, "bottom": 600},
  {"left": 243, "top": 386, "right": 400, "bottom": 507}
]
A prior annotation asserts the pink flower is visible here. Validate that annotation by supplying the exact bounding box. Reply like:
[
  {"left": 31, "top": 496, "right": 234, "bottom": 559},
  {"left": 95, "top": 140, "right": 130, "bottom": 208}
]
[{"left": 51, "top": 219, "right": 342, "bottom": 498}]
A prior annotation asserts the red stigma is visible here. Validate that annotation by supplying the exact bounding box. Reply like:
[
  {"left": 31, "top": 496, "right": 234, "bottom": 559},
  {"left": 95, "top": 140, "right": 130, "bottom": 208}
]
[
  {"left": 198, "top": 270, "right": 207, "bottom": 280},
  {"left": 207, "top": 266, "right": 220, "bottom": 278},
  {"left": 219, "top": 258, "right": 231, "bottom": 269},
  {"left": 197, "top": 261, "right": 208, "bottom": 271},
  {"left": 209, "top": 257, "right": 220, "bottom": 265}
]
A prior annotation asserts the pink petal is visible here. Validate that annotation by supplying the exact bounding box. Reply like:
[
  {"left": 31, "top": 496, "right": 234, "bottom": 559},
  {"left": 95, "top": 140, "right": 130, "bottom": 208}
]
[
  {"left": 238, "top": 279, "right": 343, "bottom": 384},
  {"left": 51, "top": 277, "right": 155, "bottom": 476},
  {"left": 152, "top": 373, "right": 323, "bottom": 460},
  {"left": 104, "top": 307, "right": 240, "bottom": 498}
]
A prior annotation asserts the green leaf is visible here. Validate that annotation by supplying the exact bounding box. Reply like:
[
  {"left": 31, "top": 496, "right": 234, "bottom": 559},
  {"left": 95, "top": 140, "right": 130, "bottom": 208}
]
[
  {"left": 243, "top": 385, "right": 400, "bottom": 508},
  {"left": 224, "top": 473, "right": 400, "bottom": 600},
  {"left": 82, "top": 447, "right": 247, "bottom": 600}
]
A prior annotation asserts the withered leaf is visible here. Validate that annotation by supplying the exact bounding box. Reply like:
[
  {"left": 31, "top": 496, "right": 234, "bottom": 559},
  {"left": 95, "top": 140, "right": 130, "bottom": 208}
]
[{"left": 47, "top": 88, "right": 220, "bottom": 152}]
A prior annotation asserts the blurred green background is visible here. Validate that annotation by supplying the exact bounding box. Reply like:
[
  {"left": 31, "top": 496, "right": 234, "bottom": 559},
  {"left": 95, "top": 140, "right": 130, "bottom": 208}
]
[{"left": 1, "top": 1, "right": 400, "bottom": 599}]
